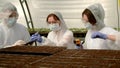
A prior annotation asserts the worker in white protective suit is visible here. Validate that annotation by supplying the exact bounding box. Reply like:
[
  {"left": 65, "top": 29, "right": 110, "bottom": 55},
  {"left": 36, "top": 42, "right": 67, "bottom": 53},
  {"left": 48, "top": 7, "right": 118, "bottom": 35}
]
[
  {"left": 82, "top": 3, "right": 119, "bottom": 50},
  {"left": 0, "top": 2, "right": 30, "bottom": 48},
  {"left": 30, "top": 12, "right": 76, "bottom": 49}
]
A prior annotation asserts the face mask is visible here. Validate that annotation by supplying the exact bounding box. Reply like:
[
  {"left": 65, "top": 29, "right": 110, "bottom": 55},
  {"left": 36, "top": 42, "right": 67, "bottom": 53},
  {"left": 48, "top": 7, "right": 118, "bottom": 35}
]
[
  {"left": 49, "top": 23, "right": 61, "bottom": 31},
  {"left": 84, "top": 22, "right": 92, "bottom": 29},
  {"left": 5, "top": 17, "right": 16, "bottom": 27}
]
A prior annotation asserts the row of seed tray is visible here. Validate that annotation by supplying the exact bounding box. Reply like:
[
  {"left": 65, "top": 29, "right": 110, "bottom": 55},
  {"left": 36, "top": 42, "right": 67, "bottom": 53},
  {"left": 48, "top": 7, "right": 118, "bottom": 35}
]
[
  {"left": 0, "top": 45, "right": 66, "bottom": 55},
  {"left": 0, "top": 46, "right": 66, "bottom": 67},
  {"left": 28, "top": 49, "right": 120, "bottom": 68}
]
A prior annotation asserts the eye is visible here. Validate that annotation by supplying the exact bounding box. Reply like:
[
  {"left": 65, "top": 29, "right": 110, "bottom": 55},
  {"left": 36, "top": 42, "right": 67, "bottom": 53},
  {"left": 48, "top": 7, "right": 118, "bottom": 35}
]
[
  {"left": 48, "top": 21, "right": 56, "bottom": 24},
  {"left": 9, "top": 12, "right": 17, "bottom": 18},
  {"left": 9, "top": 15, "right": 13, "bottom": 17},
  {"left": 48, "top": 22, "right": 51, "bottom": 24}
]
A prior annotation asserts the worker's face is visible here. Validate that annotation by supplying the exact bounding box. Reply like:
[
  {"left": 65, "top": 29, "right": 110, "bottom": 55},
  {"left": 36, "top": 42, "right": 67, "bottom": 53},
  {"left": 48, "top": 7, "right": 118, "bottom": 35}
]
[
  {"left": 82, "top": 14, "right": 89, "bottom": 23},
  {"left": 82, "top": 14, "right": 92, "bottom": 29},
  {"left": 48, "top": 16, "right": 61, "bottom": 31},
  {"left": 47, "top": 16, "right": 60, "bottom": 25},
  {"left": 4, "top": 11, "right": 17, "bottom": 27}
]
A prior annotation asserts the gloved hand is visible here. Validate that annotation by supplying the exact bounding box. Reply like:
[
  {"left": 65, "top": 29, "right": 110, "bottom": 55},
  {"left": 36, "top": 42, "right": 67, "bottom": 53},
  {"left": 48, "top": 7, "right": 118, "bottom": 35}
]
[
  {"left": 91, "top": 32, "right": 108, "bottom": 39},
  {"left": 30, "top": 32, "right": 42, "bottom": 43}
]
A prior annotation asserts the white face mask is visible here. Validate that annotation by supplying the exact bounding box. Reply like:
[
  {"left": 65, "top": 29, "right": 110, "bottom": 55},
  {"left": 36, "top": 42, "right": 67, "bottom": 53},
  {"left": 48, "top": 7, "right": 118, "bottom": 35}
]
[
  {"left": 84, "top": 22, "right": 92, "bottom": 29},
  {"left": 49, "top": 23, "right": 61, "bottom": 31},
  {"left": 5, "top": 17, "right": 16, "bottom": 27}
]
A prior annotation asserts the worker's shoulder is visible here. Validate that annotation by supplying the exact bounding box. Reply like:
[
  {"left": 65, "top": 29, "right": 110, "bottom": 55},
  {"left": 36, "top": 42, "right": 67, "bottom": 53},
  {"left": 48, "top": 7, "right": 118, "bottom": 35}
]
[
  {"left": 65, "top": 30, "right": 73, "bottom": 33},
  {"left": 101, "top": 27, "right": 116, "bottom": 31},
  {"left": 100, "top": 26, "right": 117, "bottom": 34},
  {"left": 48, "top": 30, "right": 73, "bottom": 35},
  {"left": 64, "top": 30, "right": 73, "bottom": 36},
  {"left": 15, "top": 23, "right": 27, "bottom": 29}
]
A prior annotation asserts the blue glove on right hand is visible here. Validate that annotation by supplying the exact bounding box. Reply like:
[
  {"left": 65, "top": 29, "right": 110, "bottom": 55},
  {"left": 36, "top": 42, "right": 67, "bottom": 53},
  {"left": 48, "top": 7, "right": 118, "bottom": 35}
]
[
  {"left": 30, "top": 32, "right": 42, "bottom": 43},
  {"left": 91, "top": 32, "right": 108, "bottom": 39}
]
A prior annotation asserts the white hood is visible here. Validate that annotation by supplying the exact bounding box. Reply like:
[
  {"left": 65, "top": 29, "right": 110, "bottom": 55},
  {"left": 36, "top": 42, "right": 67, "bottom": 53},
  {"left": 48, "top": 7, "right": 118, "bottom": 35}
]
[{"left": 87, "top": 3, "right": 105, "bottom": 30}]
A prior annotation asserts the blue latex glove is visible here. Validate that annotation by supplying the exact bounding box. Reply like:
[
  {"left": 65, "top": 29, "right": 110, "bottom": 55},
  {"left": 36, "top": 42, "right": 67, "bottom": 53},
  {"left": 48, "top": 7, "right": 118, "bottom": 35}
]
[
  {"left": 91, "top": 32, "right": 108, "bottom": 39},
  {"left": 30, "top": 32, "right": 42, "bottom": 43}
]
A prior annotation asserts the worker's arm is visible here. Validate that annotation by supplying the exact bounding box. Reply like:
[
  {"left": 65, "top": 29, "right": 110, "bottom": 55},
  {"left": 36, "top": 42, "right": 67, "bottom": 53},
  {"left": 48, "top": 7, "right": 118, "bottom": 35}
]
[{"left": 107, "top": 35, "right": 116, "bottom": 41}]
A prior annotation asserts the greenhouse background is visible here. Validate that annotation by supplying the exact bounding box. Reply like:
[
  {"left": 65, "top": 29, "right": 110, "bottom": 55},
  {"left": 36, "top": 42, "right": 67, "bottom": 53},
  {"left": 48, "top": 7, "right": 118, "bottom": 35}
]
[{"left": 0, "top": 0, "right": 119, "bottom": 30}]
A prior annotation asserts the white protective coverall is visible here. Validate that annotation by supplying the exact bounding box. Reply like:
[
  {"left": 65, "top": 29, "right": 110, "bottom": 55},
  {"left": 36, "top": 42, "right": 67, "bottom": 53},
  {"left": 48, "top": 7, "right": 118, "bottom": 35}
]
[
  {"left": 0, "top": 2, "right": 30, "bottom": 48},
  {"left": 83, "top": 3, "right": 119, "bottom": 50},
  {"left": 41, "top": 12, "right": 76, "bottom": 49}
]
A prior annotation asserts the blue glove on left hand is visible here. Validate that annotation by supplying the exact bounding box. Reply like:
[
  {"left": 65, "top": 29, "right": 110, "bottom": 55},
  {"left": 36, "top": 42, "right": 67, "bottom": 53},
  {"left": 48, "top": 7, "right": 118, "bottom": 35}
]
[
  {"left": 30, "top": 32, "right": 42, "bottom": 43},
  {"left": 91, "top": 32, "right": 108, "bottom": 39}
]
